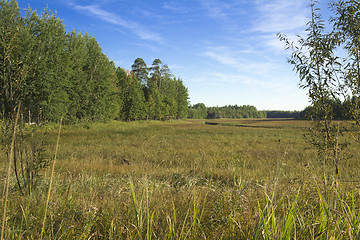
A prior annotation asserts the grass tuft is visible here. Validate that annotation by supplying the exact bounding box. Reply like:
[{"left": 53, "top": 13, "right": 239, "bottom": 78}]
[{"left": 1, "top": 119, "right": 360, "bottom": 238}]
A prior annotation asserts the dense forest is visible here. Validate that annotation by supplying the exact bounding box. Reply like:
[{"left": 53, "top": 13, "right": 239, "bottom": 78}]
[
  {"left": 263, "top": 97, "right": 355, "bottom": 119},
  {"left": 0, "top": 0, "right": 189, "bottom": 123},
  {"left": 189, "top": 98, "right": 356, "bottom": 120},
  {"left": 188, "top": 103, "right": 266, "bottom": 119}
]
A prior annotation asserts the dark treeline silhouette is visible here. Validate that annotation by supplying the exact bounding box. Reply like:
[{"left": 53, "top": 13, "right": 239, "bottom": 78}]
[
  {"left": 299, "top": 97, "right": 355, "bottom": 120},
  {"left": 265, "top": 98, "right": 354, "bottom": 120},
  {"left": 266, "top": 111, "right": 301, "bottom": 119},
  {"left": 188, "top": 104, "right": 266, "bottom": 119},
  {"left": 0, "top": 0, "right": 189, "bottom": 123},
  {"left": 189, "top": 98, "right": 357, "bottom": 120}
]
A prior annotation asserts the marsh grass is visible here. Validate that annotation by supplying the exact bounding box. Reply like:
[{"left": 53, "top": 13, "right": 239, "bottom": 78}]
[
  {"left": 1, "top": 119, "right": 360, "bottom": 239},
  {"left": 1, "top": 104, "right": 21, "bottom": 240}
]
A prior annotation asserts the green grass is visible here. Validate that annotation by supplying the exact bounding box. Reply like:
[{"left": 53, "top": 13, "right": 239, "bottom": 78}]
[{"left": 1, "top": 119, "right": 360, "bottom": 239}]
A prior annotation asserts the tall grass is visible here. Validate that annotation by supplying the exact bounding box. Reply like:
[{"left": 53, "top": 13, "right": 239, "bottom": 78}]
[
  {"left": 1, "top": 119, "right": 360, "bottom": 238},
  {"left": 41, "top": 117, "right": 62, "bottom": 239},
  {"left": 1, "top": 104, "right": 21, "bottom": 240}
]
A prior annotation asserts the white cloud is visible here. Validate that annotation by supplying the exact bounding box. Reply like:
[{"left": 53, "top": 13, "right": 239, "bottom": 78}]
[
  {"left": 70, "top": 3, "right": 163, "bottom": 43},
  {"left": 207, "top": 72, "right": 293, "bottom": 92},
  {"left": 203, "top": 46, "right": 281, "bottom": 75},
  {"left": 260, "top": 33, "right": 298, "bottom": 52},
  {"left": 199, "top": 0, "right": 229, "bottom": 19},
  {"left": 253, "top": 0, "right": 309, "bottom": 33},
  {"left": 204, "top": 47, "right": 239, "bottom": 66},
  {"left": 162, "top": 1, "right": 189, "bottom": 14}
]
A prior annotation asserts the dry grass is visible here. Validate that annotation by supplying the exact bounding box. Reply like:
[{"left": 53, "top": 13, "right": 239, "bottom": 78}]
[{"left": 1, "top": 119, "right": 360, "bottom": 239}]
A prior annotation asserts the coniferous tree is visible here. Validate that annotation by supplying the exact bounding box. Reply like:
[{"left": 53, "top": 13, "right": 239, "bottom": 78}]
[
  {"left": 131, "top": 58, "right": 148, "bottom": 86},
  {"left": 147, "top": 59, "right": 164, "bottom": 120}
]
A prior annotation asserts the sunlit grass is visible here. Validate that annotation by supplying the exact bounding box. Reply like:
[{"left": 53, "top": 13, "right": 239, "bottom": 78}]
[{"left": 1, "top": 119, "right": 360, "bottom": 239}]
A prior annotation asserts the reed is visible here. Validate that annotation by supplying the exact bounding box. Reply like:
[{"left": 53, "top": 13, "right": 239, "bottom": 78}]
[
  {"left": 1, "top": 103, "right": 21, "bottom": 240},
  {"left": 40, "top": 117, "right": 62, "bottom": 239}
]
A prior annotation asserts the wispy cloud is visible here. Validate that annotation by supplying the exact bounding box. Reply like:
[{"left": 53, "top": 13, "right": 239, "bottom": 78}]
[
  {"left": 253, "top": 0, "right": 309, "bottom": 33},
  {"left": 162, "top": 1, "right": 189, "bottom": 14},
  {"left": 204, "top": 46, "right": 281, "bottom": 75},
  {"left": 70, "top": 3, "right": 163, "bottom": 43},
  {"left": 207, "top": 72, "right": 295, "bottom": 93},
  {"left": 199, "top": 0, "right": 230, "bottom": 19},
  {"left": 196, "top": 0, "right": 250, "bottom": 32},
  {"left": 168, "top": 64, "right": 192, "bottom": 70},
  {"left": 198, "top": 0, "right": 247, "bottom": 19}
]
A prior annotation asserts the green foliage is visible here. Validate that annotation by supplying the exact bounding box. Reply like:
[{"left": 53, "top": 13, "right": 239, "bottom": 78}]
[
  {"left": 0, "top": 0, "right": 26, "bottom": 119},
  {"left": 0, "top": 119, "right": 52, "bottom": 195},
  {"left": 299, "top": 98, "right": 351, "bottom": 120},
  {"left": 131, "top": 58, "right": 148, "bottom": 86},
  {"left": 117, "top": 59, "right": 189, "bottom": 121},
  {"left": 279, "top": 0, "right": 344, "bottom": 177},
  {"left": 122, "top": 74, "right": 147, "bottom": 121},
  {"left": 266, "top": 111, "right": 301, "bottom": 119},
  {"left": 188, "top": 104, "right": 265, "bottom": 119},
  {"left": 174, "top": 78, "right": 189, "bottom": 119},
  {"left": 331, "top": 0, "right": 360, "bottom": 129},
  {"left": 188, "top": 103, "right": 207, "bottom": 119},
  {"left": 0, "top": 1, "right": 189, "bottom": 123},
  {"left": 22, "top": 8, "right": 70, "bottom": 122}
]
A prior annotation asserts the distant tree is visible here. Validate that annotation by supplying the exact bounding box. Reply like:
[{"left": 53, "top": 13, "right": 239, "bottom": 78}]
[
  {"left": 147, "top": 59, "right": 164, "bottom": 119},
  {"left": 131, "top": 58, "right": 148, "bottom": 86},
  {"left": 121, "top": 72, "right": 146, "bottom": 121},
  {"left": 207, "top": 107, "right": 222, "bottom": 119},
  {"left": 188, "top": 104, "right": 265, "bottom": 119},
  {"left": 160, "top": 64, "right": 172, "bottom": 91},
  {"left": 174, "top": 78, "right": 189, "bottom": 119},
  {"left": 189, "top": 103, "right": 207, "bottom": 119},
  {"left": 149, "top": 58, "right": 162, "bottom": 89},
  {"left": 266, "top": 111, "right": 300, "bottom": 119}
]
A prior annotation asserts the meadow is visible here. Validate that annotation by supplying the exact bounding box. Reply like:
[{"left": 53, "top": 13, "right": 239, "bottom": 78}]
[{"left": 1, "top": 119, "right": 360, "bottom": 239}]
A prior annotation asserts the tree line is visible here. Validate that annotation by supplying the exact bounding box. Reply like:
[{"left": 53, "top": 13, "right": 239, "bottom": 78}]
[
  {"left": 0, "top": 0, "right": 189, "bottom": 123},
  {"left": 188, "top": 100, "right": 359, "bottom": 120},
  {"left": 188, "top": 103, "right": 266, "bottom": 119},
  {"left": 299, "top": 97, "right": 359, "bottom": 120}
]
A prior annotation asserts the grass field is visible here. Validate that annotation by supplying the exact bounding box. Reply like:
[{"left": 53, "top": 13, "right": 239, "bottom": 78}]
[{"left": 1, "top": 119, "right": 360, "bottom": 239}]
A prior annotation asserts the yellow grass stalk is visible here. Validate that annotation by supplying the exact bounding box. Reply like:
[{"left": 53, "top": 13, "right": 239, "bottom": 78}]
[
  {"left": 40, "top": 117, "right": 62, "bottom": 239},
  {"left": 1, "top": 103, "right": 21, "bottom": 240}
]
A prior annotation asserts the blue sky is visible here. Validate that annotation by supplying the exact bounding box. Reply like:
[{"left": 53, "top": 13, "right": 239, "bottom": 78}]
[{"left": 16, "top": 0, "right": 332, "bottom": 110}]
